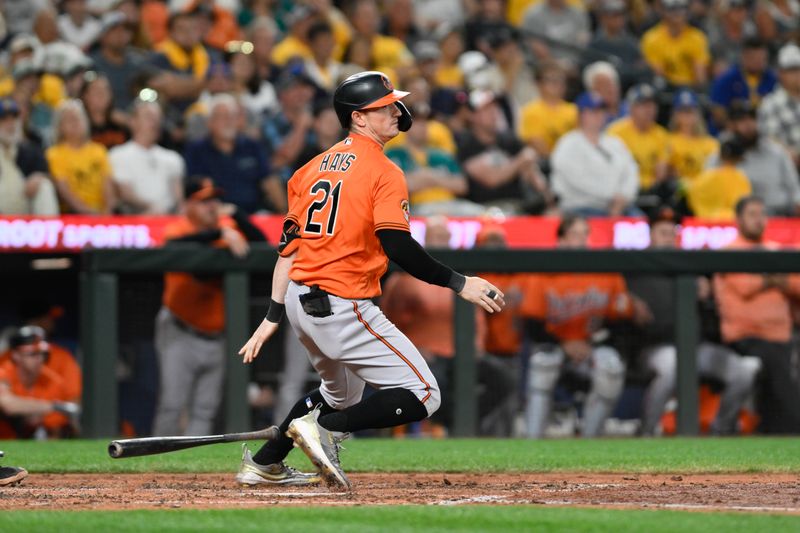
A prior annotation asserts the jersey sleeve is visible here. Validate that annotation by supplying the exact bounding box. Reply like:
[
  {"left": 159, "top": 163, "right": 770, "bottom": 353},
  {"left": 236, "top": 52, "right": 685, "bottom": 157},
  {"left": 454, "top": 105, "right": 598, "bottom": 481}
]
[
  {"left": 279, "top": 175, "right": 303, "bottom": 257},
  {"left": 373, "top": 166, "right": 410, "bottom": 233}
]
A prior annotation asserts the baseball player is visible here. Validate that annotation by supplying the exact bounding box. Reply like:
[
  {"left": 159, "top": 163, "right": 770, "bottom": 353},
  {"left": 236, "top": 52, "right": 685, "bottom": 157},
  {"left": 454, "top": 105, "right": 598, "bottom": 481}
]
[{"left": 236, "top": 71, "right": 505, "bottom": 489}]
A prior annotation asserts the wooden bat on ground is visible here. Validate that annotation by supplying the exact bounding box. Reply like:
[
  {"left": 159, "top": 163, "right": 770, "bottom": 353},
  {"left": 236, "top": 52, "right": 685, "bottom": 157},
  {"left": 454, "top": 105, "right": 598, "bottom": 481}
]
[{"left": 108, "top": 426, "right": 281, "bottom": 458}]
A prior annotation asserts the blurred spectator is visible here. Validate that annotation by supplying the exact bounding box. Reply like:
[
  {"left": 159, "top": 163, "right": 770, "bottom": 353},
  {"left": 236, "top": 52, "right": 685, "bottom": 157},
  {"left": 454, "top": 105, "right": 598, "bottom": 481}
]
[
  {"left": 667, "top": 89, "right": 720, "bottom": 183},
  {"left": 414, "top": 0, "right": 466, "bottom": 32},
  {"left": 4, "top": 0, "right": 50, "bottom": 36},
  {"left": 641, "top": 0, "right": 710, "bottom": 88},
  {"left": 475, "top": 223, "right": 526, "bottom": 436},
  {"left": 464, "top": 0, "right": 509, "bottom": 53},
  {"left": 518, "top": 62, "right": 577, "bottom": 161},
  {"left": 457, "top": 90, "right": 553, "bottom": 214},
  {"left": 110, "top": 99, "right": 184, "bottom": 214},
  {"left": 292, "top": 100, "right": 344, "bottom": 168},
  {"left": 185, "top": 94, "right": 278, "bottom": 213},
  {"left": 80, "top": 72, "right": 129, "bottom": 149},
  {"left": 140, "top": 0, "right": 171, "bottom": 46},
  {"left": 224, "top": 40, "right": 278, "bottom": 118},
  {"left": 758, "top": 43, "right": 800, "bottom": 167},
  {"left": 58, "top": 0, "right": 102, "bottom": 51},
  {"left": 270, "top": 5, "right": 317, "bottom": 68},
  {"left": 754, "top": 0, "right": 800, "bottom": 43},
  {"left": 0, "top": 326, "right": 81, "bottom": 439},
  {"left": 0, "top": 301, "right": 82, "bottom": 404},
  {"left": 521, "top": 215, "right": 642, "bottom": 438},
  {"left": 608, "top": 83, "right": 670, "bottom": 191},
  {"left": 521, "top": 0, "right": 590, "bottom": 70},
  {"left": 582, "top": 61, "right": 626, "bottom": 123},
  {"left": 346, "top": 0, "right": 415, "bottom": 77},
  {"left": 248, "top": 17, "right": 281, "bottom": 85},
  {"left": 551, "top": 92, "right": 640, "bottom": 216},
  {"left": 484, "top": 25, "right": 539, "bottom": 119},
  {"left": 186, "top": 0, "right": 242, "bottom": 51},
  {"left": 714, "top": 195, "right": 800, "bottom": 433},
  {"left": 387, "top": 102, "right": 481, "bottom": 216},
  {"left": 432, "top": 23, "right": 465, "bottom": 90},
  {"left": 706, "top": 0, "right": 758, "bottom": 76},
  {"left": 709, "top": 37, "right": 775, "bottom": 130},
  {"left": 184, "top": 62, "right": 237, "bottom": 142},
  {"left": 0, "top": 98, "right": 59, "bottom": 215},
  {"left": 261, "top": 70, "right": 317, "bottom": 186},
  {"left": 152, "top": 176, "right": 266, "bottom": 436},
  {"left": 382, "top": 0, "right": 422, "bottom": 48},
  {"left": 46, "top": 99, "right": 116, "bottom": 214},
  {"left": 712, "top": 101, "right": 800, "bottom": 216},
  {"left": 150, "top": 9, "right": 209, "bottom": 113},
  {"left": 589, "top": 0, "right": 649, "bottom": 87},
  {"left": 90, "top": 11, "right": 157, "bottom": 112},
  {"left": 303, "top": 20, "right": 344, "bottom": 93},
  {"left": 627, "top": 207, "right": 761, "bottom": 435},
  {"left": 381, "top": 216, "right": 514, "bottom": 436},
  {"left": 687, "top": 135, "right": 751, "bottom": 220}
]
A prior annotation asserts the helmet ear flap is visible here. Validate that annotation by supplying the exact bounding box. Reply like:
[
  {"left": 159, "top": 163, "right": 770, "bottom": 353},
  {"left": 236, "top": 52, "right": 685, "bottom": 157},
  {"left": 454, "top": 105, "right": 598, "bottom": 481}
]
[{"left": 395, "top": 101, "right": 413, "bottom": 132}]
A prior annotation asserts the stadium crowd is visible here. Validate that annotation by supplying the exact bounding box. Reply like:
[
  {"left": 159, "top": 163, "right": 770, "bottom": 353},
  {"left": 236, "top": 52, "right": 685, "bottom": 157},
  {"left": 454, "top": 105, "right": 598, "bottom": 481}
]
[{"left": 2, "top": 0, "right": 800, "bottom": 440}]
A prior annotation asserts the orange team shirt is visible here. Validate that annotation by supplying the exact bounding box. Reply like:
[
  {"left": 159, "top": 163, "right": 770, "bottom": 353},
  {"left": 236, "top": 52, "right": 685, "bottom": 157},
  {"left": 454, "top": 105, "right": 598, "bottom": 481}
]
[
  {"left": 480, "top": 273, "right": 526, "bottom": 356},
  {"left": 0, "top": 358, "right": 71, "bottom": 438},
  {"left": 518, "top": 273, "right": 633, "bottom": 341},
  {"left": 713, "top": 236, "right": 800, "bottom": 344},
  {"left": 282, "top": 133, "right": 412, "bottom": 298},
  {"left": 0, "top": 343, "right": 82, "bottom": 402},
  {"left": 162, "top": 217, "right": 237, "bottom": 334},
  {"left": 381, "top": 272, "right": 485, "bottom": 358}
]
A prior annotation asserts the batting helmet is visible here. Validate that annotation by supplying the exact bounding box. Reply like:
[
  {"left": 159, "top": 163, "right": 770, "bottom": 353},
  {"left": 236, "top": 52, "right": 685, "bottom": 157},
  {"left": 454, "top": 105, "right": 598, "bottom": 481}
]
[{"left": 333, "top": 71, "right": 413, "bottom": 132}]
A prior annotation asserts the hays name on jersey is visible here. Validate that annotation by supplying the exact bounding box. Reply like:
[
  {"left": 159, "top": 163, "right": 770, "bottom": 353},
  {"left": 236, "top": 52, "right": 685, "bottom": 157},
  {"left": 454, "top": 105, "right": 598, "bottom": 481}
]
[{"left": 319, "top": 152, "right": 357, "bottom": 172}]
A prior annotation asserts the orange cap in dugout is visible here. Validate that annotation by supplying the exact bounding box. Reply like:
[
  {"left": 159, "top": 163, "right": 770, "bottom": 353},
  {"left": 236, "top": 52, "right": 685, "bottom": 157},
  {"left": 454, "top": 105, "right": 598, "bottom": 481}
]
[{"left": 333, "top": 71, "right": 413, "bottom": 131}]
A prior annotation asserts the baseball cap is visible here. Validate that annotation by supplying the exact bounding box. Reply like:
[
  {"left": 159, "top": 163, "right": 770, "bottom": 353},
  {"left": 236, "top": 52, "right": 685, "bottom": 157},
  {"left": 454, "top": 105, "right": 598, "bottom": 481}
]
[
  {"left": 12, "top": 58, "right": 42, "bottom": 81},
  {"left": 275, "top": 66, "right": 317, "bottom": 93},
  {"left": 485, "top": 26, "right": 516, "bottom": 50},
  {"left": 575, "top": 91, "right": 607, "bottom": 112},
  {"left": 719, "top": 133, "right": 746, "bottom": 160},
  {"left": 9, "top": 34, "right": 40, "bottom": 55},
  {"left": 727, "top": 99, "right": 757, "bottom": 120},
  {"left": 468, "top": 89, "right": 496, "bottom": 111},
  {"left": 285, "top": 5, "right": 318, "bottom": 27},
  {"left": 184, "top": 176, "right": 224, "bottom": 201},
  {"left": 9, "top": 325, "right": 47, "bottom": 349},
  {"left": 0, "top": 98, "right": 20, "bottom": 119},
  {"left": 413, "top": 40, "right": 441, "bottom": 62},
  {"left": 626, "top": 83, "right": 657, "bottom": 105},
  {"left": 598, "top": 0, "right": 627, "bottom": 13},
  {"left": 99, "top": 11, "right": 129, "bottom": 35},
  {"left": 662, "top": 0, "right": 689, "bottom": 10},
  {"left": 672, "top": 88, "right": 699, "bottom": 109},
  {"left": 778, "top": 43, "right": 800, "bottom": 70}
]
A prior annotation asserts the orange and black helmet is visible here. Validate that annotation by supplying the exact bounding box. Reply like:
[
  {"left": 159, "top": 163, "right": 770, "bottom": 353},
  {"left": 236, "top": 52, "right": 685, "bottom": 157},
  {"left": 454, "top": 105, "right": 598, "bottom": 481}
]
[{"left": 333, "top": 71, "right": 413, "bottom": 131}]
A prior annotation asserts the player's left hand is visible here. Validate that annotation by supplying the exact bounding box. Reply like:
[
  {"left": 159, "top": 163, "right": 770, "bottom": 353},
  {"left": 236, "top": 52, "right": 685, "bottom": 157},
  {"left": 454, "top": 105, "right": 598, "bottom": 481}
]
[
  {"left": 239, "top": 319, "right": 279, "bottom": 363},
  {"left": 458, "top": 276, "right": 505, "bottom": 313}
]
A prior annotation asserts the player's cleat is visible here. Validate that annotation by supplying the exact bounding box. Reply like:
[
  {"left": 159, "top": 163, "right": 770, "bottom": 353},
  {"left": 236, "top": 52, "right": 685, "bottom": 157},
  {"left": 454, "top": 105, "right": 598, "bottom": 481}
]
[
  {"left": 235, "top": 444, "right": 321, "bottom": 486},
  {"left": 0, "top": 465, "right": 28, "bottom": 487},
  {"left": 286, "top": 407, "right": 351, "bottom": 490}
]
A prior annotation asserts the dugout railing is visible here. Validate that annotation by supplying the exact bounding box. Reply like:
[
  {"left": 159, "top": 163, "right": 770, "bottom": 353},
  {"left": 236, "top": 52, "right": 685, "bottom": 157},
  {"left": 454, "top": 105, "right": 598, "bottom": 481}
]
[{"left": 80, "top": 246, "right": 800, "bottom": 438}]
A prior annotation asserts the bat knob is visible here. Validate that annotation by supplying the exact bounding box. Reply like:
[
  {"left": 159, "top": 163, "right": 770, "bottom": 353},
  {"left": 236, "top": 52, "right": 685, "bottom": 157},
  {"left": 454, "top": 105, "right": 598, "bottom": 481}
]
[{"left": 108, "top": 441, "right": 124, "bottom": 459}]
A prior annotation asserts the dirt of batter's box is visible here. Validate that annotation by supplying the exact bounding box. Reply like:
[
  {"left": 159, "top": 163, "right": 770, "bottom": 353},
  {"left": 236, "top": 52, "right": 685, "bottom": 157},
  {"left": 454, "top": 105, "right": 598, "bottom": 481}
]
[{"left": 1, "top": 472, "right": 800, "bottom": 513}]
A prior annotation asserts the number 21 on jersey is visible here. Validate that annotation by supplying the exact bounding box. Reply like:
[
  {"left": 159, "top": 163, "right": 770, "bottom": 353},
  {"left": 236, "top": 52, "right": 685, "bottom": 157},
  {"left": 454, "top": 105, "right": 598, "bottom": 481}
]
[{"left": 304, "top": 180, "right": 343, "bottom": 236}]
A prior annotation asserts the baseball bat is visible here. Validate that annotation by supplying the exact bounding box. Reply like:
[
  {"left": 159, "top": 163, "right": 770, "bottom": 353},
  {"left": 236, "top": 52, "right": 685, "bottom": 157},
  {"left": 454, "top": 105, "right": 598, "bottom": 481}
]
[{"left": 108, "top": 426, "right": 281, "bottom": 459}]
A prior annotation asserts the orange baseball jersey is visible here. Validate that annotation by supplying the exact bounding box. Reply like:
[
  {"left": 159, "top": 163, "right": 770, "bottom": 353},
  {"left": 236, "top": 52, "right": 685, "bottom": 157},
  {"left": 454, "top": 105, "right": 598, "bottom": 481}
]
[
  {"left": 480, "top": 272, "right": 525, "bottom": 356},
  {"left": 162, "top": 217, "right": 237, "bottom": 334},
  {"left": 282, "top": 133, "right": 411, "bottom": 298},
  {"left": 519, "top": 273, "right": 633, "bottom": 341},
  {"left": 0, "top": 343, "right": 82, "bottom": 402},
  {"left": 0, "top": 358, "right": 71, "bottom": 438}
]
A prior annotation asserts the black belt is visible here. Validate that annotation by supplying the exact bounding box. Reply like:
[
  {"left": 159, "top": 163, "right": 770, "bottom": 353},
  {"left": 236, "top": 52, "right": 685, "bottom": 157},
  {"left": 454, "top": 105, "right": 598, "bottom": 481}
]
[{"left": 170, "top": 314, "right": 223, "bottom": 341}]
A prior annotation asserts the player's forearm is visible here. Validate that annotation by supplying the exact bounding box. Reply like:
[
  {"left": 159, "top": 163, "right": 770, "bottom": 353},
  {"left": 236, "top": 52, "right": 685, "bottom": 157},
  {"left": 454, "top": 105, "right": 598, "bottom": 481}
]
[
  {"left": 0, "top": 394, "right": 54, "bottom": 417},
  {"left": 377, "top": 229, "right": 465, "bottom": 292},
  {"left": 271, "top": 252, "right": 296, "bottom": 304}
]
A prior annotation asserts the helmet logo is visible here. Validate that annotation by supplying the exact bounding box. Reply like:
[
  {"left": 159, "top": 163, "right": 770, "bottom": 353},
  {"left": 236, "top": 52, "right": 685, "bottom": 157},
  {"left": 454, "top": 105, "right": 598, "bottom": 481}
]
[{"left": 382, "top": 75, "right": 393, "bottom": 91}]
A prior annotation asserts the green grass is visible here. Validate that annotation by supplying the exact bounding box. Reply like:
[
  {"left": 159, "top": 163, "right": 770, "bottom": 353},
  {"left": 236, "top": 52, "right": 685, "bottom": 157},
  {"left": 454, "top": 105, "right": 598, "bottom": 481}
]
[
  {"left": 1, "top": 506, "right": 799, "bottom": 533},
  {"left": 2, "top": 436, "right": 799, "bottom": 474}
]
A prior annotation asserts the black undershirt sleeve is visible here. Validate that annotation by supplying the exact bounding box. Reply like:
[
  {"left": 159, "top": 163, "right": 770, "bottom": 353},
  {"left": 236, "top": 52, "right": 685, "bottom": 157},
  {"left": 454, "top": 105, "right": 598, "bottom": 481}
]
[
  {"left": 377, "top": 229, "right": 466, "bottom": 292},
  {"left": 166, "top": 229, "right": 222, "bottom": 243}
]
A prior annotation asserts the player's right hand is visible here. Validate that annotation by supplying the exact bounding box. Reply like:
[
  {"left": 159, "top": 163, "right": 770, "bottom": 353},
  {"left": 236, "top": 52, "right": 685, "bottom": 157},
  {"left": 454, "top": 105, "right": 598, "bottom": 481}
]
[
  {"left": 458, "top": 276, "right": 505, "bottom": 313},
  {"left": 239, "top": 319, "right": 279, "bottom": 363}
]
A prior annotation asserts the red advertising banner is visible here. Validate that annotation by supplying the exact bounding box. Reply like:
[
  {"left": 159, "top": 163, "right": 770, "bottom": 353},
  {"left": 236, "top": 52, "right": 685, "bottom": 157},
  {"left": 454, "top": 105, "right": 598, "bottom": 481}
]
[{"left": 2, "top": 215, "right": 800, "bottom": 252}]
